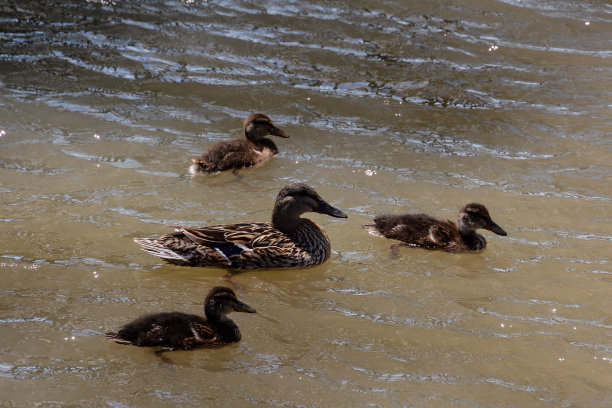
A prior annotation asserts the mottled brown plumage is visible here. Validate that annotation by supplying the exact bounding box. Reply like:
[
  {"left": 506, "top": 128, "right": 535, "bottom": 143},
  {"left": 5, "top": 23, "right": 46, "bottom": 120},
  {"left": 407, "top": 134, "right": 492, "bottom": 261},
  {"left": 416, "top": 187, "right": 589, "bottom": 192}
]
[
  {"left": 363, "top": 203, "right": 507, "bottom": 252},
  {"left": 105, "top": 287, "right": 255, "bottom": 350},
  {"left": 134, "top": 183, "right": 348, "bottom": 269},
  {"left": 190, "top": 113, "right": 289, "bottom": 174}
]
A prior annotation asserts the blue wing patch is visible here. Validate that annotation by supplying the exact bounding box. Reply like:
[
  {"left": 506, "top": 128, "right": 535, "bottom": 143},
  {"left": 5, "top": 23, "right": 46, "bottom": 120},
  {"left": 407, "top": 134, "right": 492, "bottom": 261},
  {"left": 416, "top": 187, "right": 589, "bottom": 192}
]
[{"left": 216, "top": 244, "right": 245, "bottom": 258}]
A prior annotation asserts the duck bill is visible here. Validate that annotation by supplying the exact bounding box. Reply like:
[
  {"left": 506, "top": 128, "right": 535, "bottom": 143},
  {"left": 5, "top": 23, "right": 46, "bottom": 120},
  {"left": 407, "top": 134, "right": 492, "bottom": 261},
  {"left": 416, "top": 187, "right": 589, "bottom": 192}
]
[
  {"left": 270, "top": 126, "right": 289, "bottom": 138},
  {"left": 317, "top": 200, "right": 348, "bottom": 219},
  {"left": 234, "top": 301, "right": 256, "bottom": 314},
  {"left": 486, "top": 221, "right": 507, "bottom": 236}
]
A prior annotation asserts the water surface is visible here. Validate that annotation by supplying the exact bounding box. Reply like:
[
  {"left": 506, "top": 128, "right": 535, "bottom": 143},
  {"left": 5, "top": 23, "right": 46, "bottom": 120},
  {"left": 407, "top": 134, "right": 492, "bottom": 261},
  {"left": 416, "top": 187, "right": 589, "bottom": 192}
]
[{"left": 1, "top": 0, "right": 611, "bottom": 406}]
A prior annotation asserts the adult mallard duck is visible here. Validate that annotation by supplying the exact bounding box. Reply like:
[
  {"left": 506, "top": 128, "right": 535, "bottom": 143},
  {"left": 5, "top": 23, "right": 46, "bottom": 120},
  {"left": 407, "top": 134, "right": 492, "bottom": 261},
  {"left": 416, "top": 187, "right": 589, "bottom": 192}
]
[
  {"left": 190, "top": 113, "right": 289, "bottom": 174},
  {"left": 106, "top": 286, "right": 255, "bottom": 350},
  {"left": 134, "top": 183, "right": 348, "bottom": 269},
  {"left": 363, "top": 203, "right": 507, "bottom": 252}
]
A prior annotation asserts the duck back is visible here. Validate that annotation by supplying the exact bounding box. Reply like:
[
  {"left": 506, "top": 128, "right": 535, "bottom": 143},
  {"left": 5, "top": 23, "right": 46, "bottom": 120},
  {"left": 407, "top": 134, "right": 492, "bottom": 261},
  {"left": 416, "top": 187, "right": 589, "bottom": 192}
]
[
  {"left": 107, "top": 312, "right": 216, "bottom": 349},
  {"left": 135, "top": 220, "right": 332, "bottom": 269},
  {"left": 368, "top": 213, "right": 460, "bottom": 250},
  {"left": 192, "top": 138, "right": 279, "bottom": 173}
]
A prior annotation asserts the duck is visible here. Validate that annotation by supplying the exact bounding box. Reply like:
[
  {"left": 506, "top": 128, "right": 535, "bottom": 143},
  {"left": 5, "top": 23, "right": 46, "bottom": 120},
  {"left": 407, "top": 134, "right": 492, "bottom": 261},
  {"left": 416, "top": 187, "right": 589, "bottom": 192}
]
[
  {"left": 134, "top": 183, "right": 348, "bottom": 269},
  {"left": 363, "top": 203, "right": 507, "bottom": 252},
  {"left": 106, "top": 286, "right": 256, "bottom": 350},
  {"left": 190, "top": 113, "right": 289, "bottom": 174}
]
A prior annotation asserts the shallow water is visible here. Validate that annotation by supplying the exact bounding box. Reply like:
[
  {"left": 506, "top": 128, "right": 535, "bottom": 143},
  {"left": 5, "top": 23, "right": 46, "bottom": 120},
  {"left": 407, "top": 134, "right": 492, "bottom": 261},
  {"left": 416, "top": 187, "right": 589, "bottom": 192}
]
[{"left": 1, "top": 0, "right": 611, "bottom": 406}]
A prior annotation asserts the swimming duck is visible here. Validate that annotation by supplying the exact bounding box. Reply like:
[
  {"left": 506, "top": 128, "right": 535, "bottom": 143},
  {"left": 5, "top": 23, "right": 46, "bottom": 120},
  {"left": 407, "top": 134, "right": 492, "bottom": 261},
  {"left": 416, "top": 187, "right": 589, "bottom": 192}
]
[
  {"left": 134, "top": 183, "right": 348, "bottom": 269},
  {"left": 363, "top": 203, "right": 507, "bottom": 251},
  {"left": 106, "top": 286, "right": 255, "bottom": 349},
  {"left": 190, "top": 113, "right": 289, "bottom": 174}
]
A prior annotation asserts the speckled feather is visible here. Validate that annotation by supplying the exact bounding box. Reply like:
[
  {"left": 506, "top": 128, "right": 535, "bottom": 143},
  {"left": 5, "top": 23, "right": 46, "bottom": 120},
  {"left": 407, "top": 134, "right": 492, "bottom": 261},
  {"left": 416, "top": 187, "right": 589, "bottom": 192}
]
[
  {"left": 106, "top": 312, "right": 220, "bottom": 349},
  {"left": 363, "top": 203, "right": 506, "bottom": 252},
  {"left": 191, "top": 113, "right": 288, "bottom": 174},
  {"left": 191, "top": 138, "right": 280, "bottom": 173},
  {"left": 134, "top": 220, "right": 331, "bottom": 269},
  {"left": 133, "top": 183, "right": 346, "bottom": 269},
  {"left": 106, "top": 286, "right": 255, "bottom": 350}
]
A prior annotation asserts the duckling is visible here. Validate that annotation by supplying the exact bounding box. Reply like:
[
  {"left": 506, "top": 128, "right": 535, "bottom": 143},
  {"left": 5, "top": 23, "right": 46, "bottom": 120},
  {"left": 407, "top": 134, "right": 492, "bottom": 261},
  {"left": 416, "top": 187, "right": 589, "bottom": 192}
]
[
  {"left": 363, "top": 203, "right": 507, "bottom": 252},
  {"left": 134, "top": 183, "right": 348, "bottom": 269},
  {"left": 190, "top": 113, "right": 289, "bottom": 174},
  {"left": 106, "top": 286, "right": 255, "bottom": 349}
]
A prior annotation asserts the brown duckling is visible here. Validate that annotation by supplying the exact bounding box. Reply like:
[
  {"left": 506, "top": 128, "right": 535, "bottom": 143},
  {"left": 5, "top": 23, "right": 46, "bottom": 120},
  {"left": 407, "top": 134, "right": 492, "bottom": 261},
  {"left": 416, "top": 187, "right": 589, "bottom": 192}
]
[
  {"left": 190, "top": 113, "right": 289, "bottom": 174},
  {"left": 106, "top": 287, "right": 255, "bottom": 350},
  {"left": 133, "top": 183, "right": 348, "bottom": 269},
  {"left": 363, "top": 203, "right": 507, "bottom": 252}
]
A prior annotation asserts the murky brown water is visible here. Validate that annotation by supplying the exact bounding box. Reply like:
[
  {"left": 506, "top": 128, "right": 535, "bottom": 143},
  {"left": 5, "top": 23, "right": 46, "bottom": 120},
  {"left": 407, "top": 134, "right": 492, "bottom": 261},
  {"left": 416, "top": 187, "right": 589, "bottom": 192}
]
[{"left": 1, "top": 0, "right": 611, "bottom": 406}]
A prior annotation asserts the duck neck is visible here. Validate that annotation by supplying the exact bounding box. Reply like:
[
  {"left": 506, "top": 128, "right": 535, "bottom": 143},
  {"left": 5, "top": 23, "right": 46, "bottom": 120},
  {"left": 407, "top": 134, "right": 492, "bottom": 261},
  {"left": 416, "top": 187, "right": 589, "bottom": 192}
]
[
  {"left": 245, "top": 127, "right": 268, "bottom": 143},
  {"left": 247, "top": 137, "right": 279, "bottom": 153},
  {"left": 273, "top": 210, "right": 330, "bottom": 263},
  {"left": 246, "top": 136, "right": 264, "bottom": 145},
  {"left": 458, "top": 221, "right": 473, "bottom": 236},
  {"left": 458, "top": 228, "right": 487, "bottom": 250},
  {"left": 271, "top": 199, "right": 305, "bottom": 236},
  {"left": 272, "top": 211, "right": 302, "bottom": 236},
  {"left": 205, "top": 307, "right": 241, "bottom": 342}
]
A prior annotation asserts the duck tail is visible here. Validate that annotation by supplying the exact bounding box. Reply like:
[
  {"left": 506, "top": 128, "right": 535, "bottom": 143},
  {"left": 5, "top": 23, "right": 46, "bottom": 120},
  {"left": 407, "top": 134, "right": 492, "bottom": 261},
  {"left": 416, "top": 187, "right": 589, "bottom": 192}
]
[
  {"left": 105, "top": 331, "right": 133, "bottom": 345},
  {"left": 189, "top": 157, "right": 217, "bottom": 176},
  {"left": 133, "top": 238, "right": 190, "bottom": 263},
  {"left": 362, "top": 222, "right": 383, "bottom": 237}
]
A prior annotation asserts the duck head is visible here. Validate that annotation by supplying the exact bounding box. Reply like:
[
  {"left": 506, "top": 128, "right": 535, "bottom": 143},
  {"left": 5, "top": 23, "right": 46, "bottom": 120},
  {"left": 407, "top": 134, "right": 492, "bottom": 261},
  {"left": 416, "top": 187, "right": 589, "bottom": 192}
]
[
  {"left": 457, "top": 203, "right": 507, "bottom": 236},
  {"left": 244, "top": 113, "right": 289, "bottom": 142},
  {"left": 205, "top": 286, "right": 256, "bottom": 320},
  {"left": 272, "top": 183, "right": 347, "bottom": 229}
]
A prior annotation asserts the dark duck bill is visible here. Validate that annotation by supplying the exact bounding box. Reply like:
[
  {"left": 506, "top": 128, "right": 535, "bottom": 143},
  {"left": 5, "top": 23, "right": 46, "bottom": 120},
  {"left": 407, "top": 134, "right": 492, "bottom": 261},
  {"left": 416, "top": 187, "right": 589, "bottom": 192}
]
[
  {"left": 316, "top": 199, "right": 347, "bottom": 219},
  {"left": 269, "top": 126, "right": 289, "bottom": 138},
  {"left": 485, "top": 220, "right": 507, "bottom": 236}
]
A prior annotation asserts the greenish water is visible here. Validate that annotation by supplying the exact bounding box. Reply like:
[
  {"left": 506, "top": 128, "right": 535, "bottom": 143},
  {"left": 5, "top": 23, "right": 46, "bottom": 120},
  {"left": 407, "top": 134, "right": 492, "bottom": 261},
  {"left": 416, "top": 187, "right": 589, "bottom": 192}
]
[{"left": 1, "top": 0, "right": 611, "bottom": 406}]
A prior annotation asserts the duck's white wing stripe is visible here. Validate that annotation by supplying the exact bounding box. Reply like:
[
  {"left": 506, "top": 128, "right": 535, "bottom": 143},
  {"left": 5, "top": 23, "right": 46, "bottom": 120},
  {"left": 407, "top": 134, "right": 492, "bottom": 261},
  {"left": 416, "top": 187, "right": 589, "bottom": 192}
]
[
  {"left": 234, "top": 243, "right": 251, "bottom": 252},
  {"left": 214, "top": 247, "right": 231, "bottom": 262}
]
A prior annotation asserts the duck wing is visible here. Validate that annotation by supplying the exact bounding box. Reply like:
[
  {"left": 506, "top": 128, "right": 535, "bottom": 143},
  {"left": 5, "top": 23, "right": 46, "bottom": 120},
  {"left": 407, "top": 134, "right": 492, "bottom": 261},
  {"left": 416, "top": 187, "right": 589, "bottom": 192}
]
[
  {"left": 181, "top": 321, "right": 222, "bottom": 348},
  {"left": 135, "top": 223, "right": 300, "bottom": 268},
  {"left": 181, "top": 223, "right": 313, "bottom": 268},
  {"left": 419, "top": 221, "right": 457, "bottom": 249},
  {"left": 178, "top": 222, "right": 292, "bottom": 248},
  {"left": 108, "top": 313, "right": 227, "bottom": 349},
  {"left": 368, "top": 214, "right": 459, "bottom": 249},
  {"left": 192, "top": 140, "right": 256, "bottom": 172}
]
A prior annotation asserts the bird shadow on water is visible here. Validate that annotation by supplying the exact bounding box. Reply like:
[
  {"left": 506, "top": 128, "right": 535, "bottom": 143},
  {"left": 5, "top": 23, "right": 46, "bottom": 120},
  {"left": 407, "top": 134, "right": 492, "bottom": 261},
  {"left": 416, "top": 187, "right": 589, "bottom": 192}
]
[
  {"left": 154, "top": 348, "right": 175, "bottom": 365},
  {"left": 152, "top": 345, "right": 227, "bottom": 366}
]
